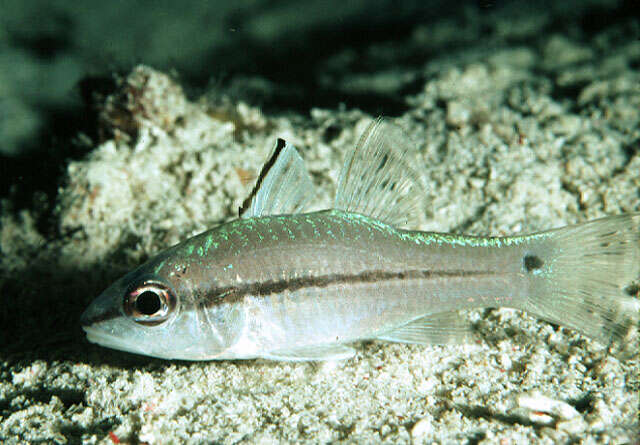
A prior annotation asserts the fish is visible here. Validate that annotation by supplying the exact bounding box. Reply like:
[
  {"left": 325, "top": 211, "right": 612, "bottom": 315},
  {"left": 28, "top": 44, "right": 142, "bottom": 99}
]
[{"left": 81, "top": 118, "right": 640, "bottom": 361}]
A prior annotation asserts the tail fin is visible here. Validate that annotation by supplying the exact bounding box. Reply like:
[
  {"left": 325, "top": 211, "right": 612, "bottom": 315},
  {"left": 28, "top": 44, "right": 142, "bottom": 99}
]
[{"left": 525, "top": 213, "right": 640, "bottom": 349}]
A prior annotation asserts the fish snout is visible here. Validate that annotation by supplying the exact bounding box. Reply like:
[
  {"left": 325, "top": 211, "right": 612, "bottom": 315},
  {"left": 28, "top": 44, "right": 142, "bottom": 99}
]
[{"left": 81, "top": 289, "right": 122, "bottom": 329}]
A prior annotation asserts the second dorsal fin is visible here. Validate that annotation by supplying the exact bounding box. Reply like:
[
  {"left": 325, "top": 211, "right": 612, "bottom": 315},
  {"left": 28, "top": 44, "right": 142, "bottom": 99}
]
[
  {"left": 334, "top": 118, "right": 423, "bottom": 228},
  {"left": 239, "top": 138, "right": 314, "bottom": 218}
]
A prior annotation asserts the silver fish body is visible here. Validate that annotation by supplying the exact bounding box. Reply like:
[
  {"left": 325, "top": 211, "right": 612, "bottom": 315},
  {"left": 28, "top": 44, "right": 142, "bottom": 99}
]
[
  {"left": 88, "top": 210, "right": 531, "bottom": 360},
  {"left": 81, "top": 119, "right": 640, "bottom": 361}
]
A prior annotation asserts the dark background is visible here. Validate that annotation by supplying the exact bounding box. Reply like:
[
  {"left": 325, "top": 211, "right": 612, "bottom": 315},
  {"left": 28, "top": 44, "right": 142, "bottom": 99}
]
[{"left": 1, "top": 0, "right": 636, "bottom": 214}]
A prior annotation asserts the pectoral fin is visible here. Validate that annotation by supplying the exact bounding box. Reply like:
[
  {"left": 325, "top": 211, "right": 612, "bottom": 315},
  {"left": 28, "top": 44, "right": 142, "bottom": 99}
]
[{"left": 376, "top": 311, "right": 475, "bottom": 345}]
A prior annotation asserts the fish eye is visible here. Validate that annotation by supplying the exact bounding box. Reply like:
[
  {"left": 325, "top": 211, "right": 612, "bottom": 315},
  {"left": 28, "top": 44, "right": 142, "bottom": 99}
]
[{"left": 123, "top": 280, "right": 176, "bottom": 326}]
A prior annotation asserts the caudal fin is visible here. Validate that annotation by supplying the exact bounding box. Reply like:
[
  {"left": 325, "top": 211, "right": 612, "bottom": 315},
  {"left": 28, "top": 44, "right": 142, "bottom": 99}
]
[{"left": 525, "top": 213, "right": 640, "bottom": 348}]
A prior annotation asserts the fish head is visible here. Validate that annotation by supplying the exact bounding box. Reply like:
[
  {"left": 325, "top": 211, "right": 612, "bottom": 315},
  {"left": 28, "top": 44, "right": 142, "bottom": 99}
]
[{"left": 81, "top": 254, "right": 234, "bottom": 360}]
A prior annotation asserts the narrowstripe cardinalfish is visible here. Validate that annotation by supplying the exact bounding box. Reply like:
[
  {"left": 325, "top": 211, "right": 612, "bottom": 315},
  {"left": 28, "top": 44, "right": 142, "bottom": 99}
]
[{"left": 81, "top": 118, "right": 640, "bottom": 361}]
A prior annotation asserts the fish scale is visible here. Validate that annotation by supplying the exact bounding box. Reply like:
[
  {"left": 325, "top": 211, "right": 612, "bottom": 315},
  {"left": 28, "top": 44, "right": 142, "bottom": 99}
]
[{"left": 199, "top": 210, "right": 526, "bottom": 357}]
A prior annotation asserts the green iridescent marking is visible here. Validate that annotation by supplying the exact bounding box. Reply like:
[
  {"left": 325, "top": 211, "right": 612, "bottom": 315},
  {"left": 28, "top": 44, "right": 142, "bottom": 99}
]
[
  {"left": 401, "top": 231, "right": 549, "bottom": 248},
  {"left": 282, "top": 224, "right": 294, "bottom": 239},
  {"left": 154, "top": 259, "right": 166, "bottom": 274},
  {"left": 329, "top": 214, "right": 347, "bottom": 237},
  {"left": 186, "top": 244, "right": 195, "bottom": 255},
  {"left": 308, "top": 217, "right": 320, "bottom": 238},
  {"left": 204, "top": 235, "right": 215, "bottom": 254},
  {"left": 229, "top": 228, "right": 244, "bottom": 237},
  {"left": 323, "top": 221, "right": 338, "bottom": 239},
  {"left": 197, "top": 246, "right": 204, "bottom": 256}
]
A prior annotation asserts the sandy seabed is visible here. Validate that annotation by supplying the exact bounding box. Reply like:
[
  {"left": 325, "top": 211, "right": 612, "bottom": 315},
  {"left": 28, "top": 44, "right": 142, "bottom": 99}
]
[{"left": 1, "top": 1, "right": 638, "bottom": 443}]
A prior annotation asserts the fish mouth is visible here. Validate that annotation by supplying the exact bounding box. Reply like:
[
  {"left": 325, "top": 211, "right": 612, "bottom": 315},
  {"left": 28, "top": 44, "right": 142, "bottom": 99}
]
[
  {"left": 82, "top": 325, "right": 150, "bottom": 357},
  {"left": 82, "top": 325, "right": 115, "bottom": 345},
  {"left": 82, "top": 324, "right": 215, "bottom": 360}
]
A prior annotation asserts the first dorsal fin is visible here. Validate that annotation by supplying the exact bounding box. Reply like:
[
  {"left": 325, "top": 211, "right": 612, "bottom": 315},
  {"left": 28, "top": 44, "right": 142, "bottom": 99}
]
[
  {"left": 239, "top": 138, "right": 314, "bottom": 218},
  {"left": 334, "top": 117, "right": 423, "bottom": 228}
]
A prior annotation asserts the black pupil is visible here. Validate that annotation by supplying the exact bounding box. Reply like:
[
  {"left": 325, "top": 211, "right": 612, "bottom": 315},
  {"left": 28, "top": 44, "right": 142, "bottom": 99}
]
[{"left": 136, "top": 290, "right": 162, "bottom": 315}]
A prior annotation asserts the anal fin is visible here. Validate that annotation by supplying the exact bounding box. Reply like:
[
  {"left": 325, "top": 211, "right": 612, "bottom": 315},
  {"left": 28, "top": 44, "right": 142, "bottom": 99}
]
[
  {"left": 263, "top": 344, "right": 355, "bottom": 361},
  {"left": 376, "top": 311, "right": 475, "bottom": 345}
]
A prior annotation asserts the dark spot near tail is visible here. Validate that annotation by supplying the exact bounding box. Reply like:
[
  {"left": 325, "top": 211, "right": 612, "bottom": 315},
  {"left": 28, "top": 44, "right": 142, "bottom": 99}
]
[
  {"left": 523, "top": 254, "right": 544, "bottom": 272},
  {"left": 624, "top": 283, "right": 639, "bottom": 297}
]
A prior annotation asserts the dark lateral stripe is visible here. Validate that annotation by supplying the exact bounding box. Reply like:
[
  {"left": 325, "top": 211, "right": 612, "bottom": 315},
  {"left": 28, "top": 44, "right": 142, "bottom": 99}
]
[{"left": 207, "top": 269, "right": 498, "bottom": 306}]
